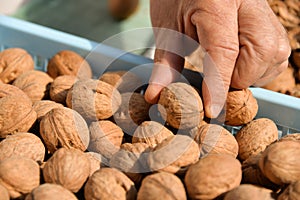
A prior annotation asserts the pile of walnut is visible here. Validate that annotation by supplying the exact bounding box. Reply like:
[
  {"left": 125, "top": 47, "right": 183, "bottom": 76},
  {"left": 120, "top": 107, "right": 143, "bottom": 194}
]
[{"left": 1, "top": 47, "right": 300, "bottom": 200}]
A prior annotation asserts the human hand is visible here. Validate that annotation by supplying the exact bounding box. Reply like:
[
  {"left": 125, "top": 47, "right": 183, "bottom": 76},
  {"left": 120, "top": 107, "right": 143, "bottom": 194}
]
[{"left": 144, "top": 0, "right": 291, "bottom": 118}]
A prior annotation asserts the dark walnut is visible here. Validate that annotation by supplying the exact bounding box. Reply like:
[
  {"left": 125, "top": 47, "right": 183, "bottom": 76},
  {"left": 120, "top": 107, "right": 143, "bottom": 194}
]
[
  {"left": 137, "top": 172, "right": 187, "bottom": 200},
  {"left": 158, "top": 82, "right": 204, "bottom": 129},
  {"left": 40, "top": 107, "right": 90, "bottom": 153},
  {"left": 13, "top": 70, "right": 53, "bottom": 103},
  {"left": 185, "top": 154, "right": 242, "bottom": 200},
  {"left": 236, "top": 118, "right": 278, "bottom": 161},
  {"left": 47, "top": 50, "right": 92, "bottom": 79},
  {"left": 66, "top": 79, "right": 121, "bottom": 122},
  {"left": 0, "top": 48, "right": 34, "bottom": 83}
]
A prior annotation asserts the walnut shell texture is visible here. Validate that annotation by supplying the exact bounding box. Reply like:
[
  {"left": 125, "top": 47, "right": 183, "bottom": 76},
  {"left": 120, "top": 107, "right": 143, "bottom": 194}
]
[
  {"left": 25, "top": 183, "right": 78, "bottom": 200},
  {"left": 0, "top": 157, "right": 40, "bottom": 199},
  {"left": 193, "top": 124, "right": 239, "bottom": 158},
  {"left": 259, "top": 140, "right": 300, "bottom": 185},
  {"left": 99, "top": 70, "right": 142, "bottom": 93},
  {"left": 0, "top": 83, "right": 29, "bottom": 99},
  {"left": 88, "top": 120, "right": 124, "bottom": 162},
  {"left": 148, "top": 135, "right": 200, "bottom": 174},
  {"left": 42, "top": 148, "right": 90, "bottom": 193},
  {"left": 0, "top": 183, "right": 9, "bottom": 200},
  {"left": 113, "top": 92, "right": 151, "bottom": 134},
  {"left": 137, "top": 172, "right": 187, "bottom": 200},
  {"left": 50, "top": 75, "right": 78, "bottom": 104},
  {"left": 185, "top": 154, "right": 242, "bottom": 200},
  {"left": 223, "top": 88, "right": 258, "bottom": 126},
  {"left": 0, "top": 132, "right": 45, "bottom": 162},
  {"left": 84, "top": 168, "right": 137, "bottom": 200},
  {"left": 66, "top": 79, "right": 121, "bottom": 122},
  {"left": 236, "top": 118, "right": 278, "bottom": 161},
  {"left": 0, "top": 48, "right": 34, "bottom": 83},
  {"left": 158, "top": 82, "right": 204, "bottom": 129},
  {"left": 132, "top": 121, "right": 174, "bottom": 148},
  {"left": 47, "top": 50, "right": 92, "bottom": 79},
  {"left": 33, "top": 100, "right": 64, "bottom": 121},
  {"left": 224, "top": 184, "right": 275, "bottom": 200},
  {"left": 278, "top": 180, "right": 300, "bottom": 200},
  {"left": 85, "top": 152, "right": 103, "bottom": 177},
  {"left": 40, "top": 107, "right": 90, "bottom": 153},
  {"left": 0, "top": 94, "right": 37, "bottom": 138},
  {"left": 279, "top": 133, "right": 300, "bottom": 142},
  {"left": 13, "top": 70, "right": 53, "bottom": 102}
]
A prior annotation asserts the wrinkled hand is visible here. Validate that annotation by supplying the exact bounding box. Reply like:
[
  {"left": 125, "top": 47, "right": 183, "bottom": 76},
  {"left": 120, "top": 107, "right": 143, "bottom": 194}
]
[{"left": 145, "top": 0, "right": 291, "bottom": 118}]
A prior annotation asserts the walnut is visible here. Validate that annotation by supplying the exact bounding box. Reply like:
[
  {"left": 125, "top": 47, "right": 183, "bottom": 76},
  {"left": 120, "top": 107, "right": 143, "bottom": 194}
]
[
  {"left": 148, "top": 134, "right": 200, "bottom": 174},
  {"left": 0, "top": 83, "right": 30, "bottom": 98},
  {"left": 224, "top": 184, "right": 275, "bottom": 200},
  {"left": 279, "top": 133, "right": 300, "bottom": 142},
  {"left": 0, "top": 132, "right": 45, "bottom": 162},
  {"left": 0, "top": 183, "right": 9, "bottom": 200},
  {"left": 0, "top": 94, "right": 37, "bottom": 138},
  {"left": 184, "top": 154, "right": 242, "bottom": 200},
  {"left": 99, "top": 70, "right": 143, "bottom": 93},
  {"left": 236, "top": 118, "right": 278, "bottom": 161},
  {"left": 278, "top": 180, "right": 300, "bottom": 200},
  {"left": 192, "top": 124, "right": 239, "bottom": 158},
  {"left": 132, "top": 121, "right": 173, "bottom": 148},
  {"left": 109, "top": 142, "right": 150, "bottom": 183},
  {"left": 49, "top": 75, "right": 78, "bottom": 104},
  {"left": 42, "top": 148, "right": 90, "bottom": 193},
  {"left": 158, "top": 82, "right": 204, "bottom": 129},
  {"left": 13, "top": 70, "right": 53, "bottom": 103},
  {"left": 66, "top": 79, "right": 121, "bottom": 122},
  {"left": 40, "top": 107, "right": 90, "bottom": 153},
  {"left": 84, "top": 168, "right": 137, "bottom": 200},
  {"left": 88, "top": 120, "right": 124, "bottom": 162},
  {"left": 114, "top": 92, "right": 151, "bottom": 134},
  {"left": 33, "top": 100, "right": 64, "bottom": 121},
  {"left": 0, "top": 48, "right": 34, "bottom": 83},
  {"left": 242, "top": 153, "right": 279, "bottom": 190},
  {"left": 137, "top": 172, "right": 187, "bottom": 200},
  {"left": 108, "top": 0, "right": 139, "bottom": 20},
  {"left": 259, "top": 140, "right": 300, "bottom": 185},
  {"left": 0, "top": 157, "right": 40, "bottom": 199},
  {"left": 222, "top": 88, "right": 258, "bottom": 126},
  {"left": 85, "top": 152, "right": 103, "bottom": 176},
  {"left": 25, "top": 183, "right": 78, "bottom": 200},
  {"left": 47, "top": 50, "right": 92, "bottom": 79}
]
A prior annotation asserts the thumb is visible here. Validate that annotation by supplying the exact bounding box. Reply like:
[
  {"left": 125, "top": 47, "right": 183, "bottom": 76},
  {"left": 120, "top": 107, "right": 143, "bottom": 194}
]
[{"left": 145, "top": 50, "right": 184, "bottom": 104}]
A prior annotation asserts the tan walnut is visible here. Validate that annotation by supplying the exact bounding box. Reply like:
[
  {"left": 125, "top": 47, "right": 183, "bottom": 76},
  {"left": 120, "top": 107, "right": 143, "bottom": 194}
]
[
  {"left": 32, "top": 100, "right": 64, "bottom": 121},
  {"left": 0, "top": 183, "right": 9, "bottom": 200},
  {"left": 50, "top": 75, "right": 78, "bottom": 104},
  {"left": 224, "top": 184, "right": 275, "bottom": 200},
  {"left": 278, "top": 180, "right": 300, "bottom": 200},
  {"left": 85, "top": 152, "right": 103, "bottom": 177}
]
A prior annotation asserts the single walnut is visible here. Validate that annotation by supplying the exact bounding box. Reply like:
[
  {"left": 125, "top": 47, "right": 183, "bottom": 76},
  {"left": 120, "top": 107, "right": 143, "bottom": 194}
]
[
  {"left": 33, "top": 100, "right": 64, "bottom": 121},
  {"left": 185, "top": 154, "right": 242, "bottom": 200},
  {"left": 40, "top": 107, "right": 90, "bottom": 153},
  {"left": 42, "top": 148, "right": 90, "bottom": 193},
  {"left": 192, "top": 124, "right": 239, "bottom": 158},
  {"left": 88, "top": 120, "right": 124, "bottom": 162},
  {"left": 114, "top": 92, "right": 151, "bottom": 134},
  {"left": 84, "top": 168, "right": 137, "bottom": 200},
  {"left": 224, "top": 184, "right": 275, "bottom": 200},
  {"left": 262, "top": 66, "right": 296, "bottom": 94},
  {"left": 99, "top": 71, "right": 143, "bottom": 93},
  {"left": 85, "top": 152, "right": 103, "bottom": 176},
  {"left": 222, "top": 88, "right": 258, "bottom": 126},
  {"left": 137, "top": 172, "right": 187, "bottom": 200},
  {"left": 278, "top": 180, "right": 300, "bottom": 200},
  {"left": 0, "top": 157, "right": 40, "bottom": 199},
  {"left": 0, "top": 184, "right": 9, "bottom": 200},
  {"left": 13, "top": 70, "right": 53, "bottom": 102},
  {"left": 110, "top": 142, "right": 150, "bottom": 183},
  {"left": 66, "top": 79, "right": 121, "bottom": 122},
  {"left": 0, "top": 48, "right": 34, "bottom": 83},
  {"left": 47, "top": 50, "right": 92, "bottom": 79},
  {"left": 148, "top": 135, "right": 200, "bottom": 174},
  {"left": 0, "top": 94, "right": 37, "bottom": 138},
  {"left": 236, "top": 118, "right": 278, "bottom": 161},
  {"left": 279, "top": 133, "right": 300, "bottom": 142},
  {"left": 158, "top": 82, "right": 204, "bottom": 129},
  {"left": 0, "top": 83, "right": 30, "bottom": 98},
  {"left": 50, "top": 75, "right": 78, "bottom": 104},
  {"left": 259, "top": 140, "right": 300, "bottom": 185},
  {"left": 242, "top": 153, "right": 279, "bottom": 190},
  {"left": 0, "top": 132, "right": 45, "bottom": 162},
  {"left": 108, "top": 0, "right": 139, "bottom": 20},
  {"left": 25, "top": 183, "right": 78, "bottom": 200}
]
